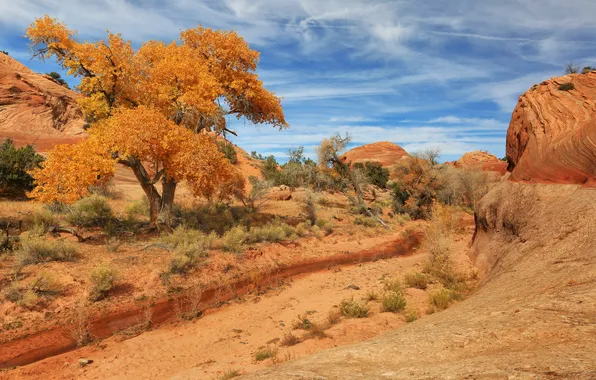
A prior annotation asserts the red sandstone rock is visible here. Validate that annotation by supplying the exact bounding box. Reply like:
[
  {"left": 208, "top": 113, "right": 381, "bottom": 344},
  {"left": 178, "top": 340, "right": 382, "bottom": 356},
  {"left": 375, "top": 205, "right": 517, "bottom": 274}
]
[
  {"left": 506, "top": 72, "right": 596, "bottom": 185},
  {"left": 0, "top": 54, "right": 85, "bottom": 146},
  {"left": 341, "top": 141, "right": 410, "bottom": 167},
  {"left": 455, "top": 151, "right": 507, "bottom": 175}
]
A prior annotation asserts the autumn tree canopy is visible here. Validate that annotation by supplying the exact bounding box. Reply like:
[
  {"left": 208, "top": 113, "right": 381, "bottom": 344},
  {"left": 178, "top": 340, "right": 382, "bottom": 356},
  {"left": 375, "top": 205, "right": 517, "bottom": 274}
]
[{"left": 26, "top": 15, "right": 287, "bottom": 227}]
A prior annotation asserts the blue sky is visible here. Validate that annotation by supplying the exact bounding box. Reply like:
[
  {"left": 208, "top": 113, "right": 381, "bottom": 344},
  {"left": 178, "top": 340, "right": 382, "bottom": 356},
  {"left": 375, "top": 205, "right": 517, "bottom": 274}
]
[{"left": 2, "top": 1, "right": 596, "bottom": 162}]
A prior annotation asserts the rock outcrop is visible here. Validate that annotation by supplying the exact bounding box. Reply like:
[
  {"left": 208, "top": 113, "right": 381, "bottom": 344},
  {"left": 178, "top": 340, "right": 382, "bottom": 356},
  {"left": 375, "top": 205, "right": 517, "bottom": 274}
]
[
  {"left": 455, "top": 150, "right": 507, "bottom": 175},
  {"left": 341, "top": 141, "right": 410, "bottom": 167},
  {"left": 0, "top": 53, "right": 85, "bottom": 147},
  {"left": 507, "top": 72, "right": 596, "bottom": 185}
]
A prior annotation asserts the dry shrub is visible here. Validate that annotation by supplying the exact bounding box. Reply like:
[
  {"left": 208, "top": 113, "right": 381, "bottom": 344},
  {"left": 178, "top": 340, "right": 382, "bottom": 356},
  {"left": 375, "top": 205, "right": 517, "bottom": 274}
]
[
  {"left": 26, "top": 209, "right": 57, "bottom": 232},
  {"left": 437, "top": 166, "right": 497, "bottom": 209},
  {"left": 67, "top": 195, "right": 113, "bottom": 227},
  {"left": 391, "top": 155, "right": 441, "bottom": 220},
  {"left": 30, "top": 271, "right": 63, "bottom": 296},
  {"left": 327, "top": 309, "right": 341, "bottom": 325},
  {"left": 307, "top": 321, "right": 329, "bottom": 338},
  {"left": 254, "top": 346, "right": 278, "bottom": 362},
  {"left": 106, "top": 237, "right": 122, "bottom": 252},
  {"left": 89, "top": 263, "right": 119, "bottom": 301},
  {"left": 220, "top": 226, "right": 248, "bottom": 253},
  {"left": 4, "top": 282, "right": 38, "bottom": 308},
  {"left": 354, "top": 215, "right": 378, "bottom": 227},
  {"left": 280, "top": 332, "right": 301, "bottom": 347},
  {"left": 404, "top": 272, "right": 429, "bottom": 290},
  {"left": 428, "top": 288, "right": 458, "bottom": 312},
  {"left": 405, "top": 309, "right": 419, "bottom": 323},
  {"left": 16, "top": 234, "right": 78, "bottom": 267},
  {"left": 339, "top": 298, "right": 369, "bottom": 318},
  {"left": 161, "top": 226, "right": 217, "bottom": 250},
  {"left": 381, "top": 291, "right": 407, "bottom": 313},
  {"left": 363, "top": 290, "right": 379, "bottom": 301},
  {"left": 292, "top": 314, "right": 312, "bottom": 330},
  {"left": 218, "top": 370, "right": 241, "bottom": 380},
  {"left": 303, "top": 190, "right": 317, "bottom": 225}
]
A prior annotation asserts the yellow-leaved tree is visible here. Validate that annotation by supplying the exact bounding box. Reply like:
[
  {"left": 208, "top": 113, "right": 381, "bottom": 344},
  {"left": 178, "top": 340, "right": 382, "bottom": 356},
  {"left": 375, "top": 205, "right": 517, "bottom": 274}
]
[{"left": 26, "top": 15, "right": 287, "bottom": 227}]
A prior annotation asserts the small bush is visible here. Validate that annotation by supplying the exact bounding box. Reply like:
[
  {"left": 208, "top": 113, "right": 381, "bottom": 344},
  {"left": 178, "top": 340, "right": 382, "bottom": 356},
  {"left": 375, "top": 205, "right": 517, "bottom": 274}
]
[
  {"left": 428, "top": 288, "right": 456, "bottom": 312},
  {"left": 16, "top": 235, "right": 78, "bottom": 266},
  {"left": 354, "top": 215, "right": 377, "bottom": 227},
  {"left": 339, "top": 298, "right": 369, "bottom": 318},
  {"left": 327, "top": 309, "right": 341, "bottom": 325},
  {"left": 280, "top": 332, "right": 301, "bottom": 347},
  {"left": 4, "top": 282, "right": 39, "bottom": 308},
  {"left": 292, "top": 315, "right": 312, "bottom": 330},
  {"left": 254, "top": 346, "right": 277, "bottom": 362},
  {"left": 364, "top": 290, "right": 379, "bottom": 301},
  {"left": 383, "top": 279, "right": 404, "bottom": 294},
  {"left": 28, "top": 209, "right": 58, "bottom": 232},
  {"left": 220, "top": 226, "right": 248, "bottom": 253},
  {"left": 161, "top": 227, "right": 217, "bottom": 251},
  {"left": 558, "top": 82, "right": 575, "bottom": 91},
  {"left": 247, "top": 223, "right": 292, "bottom": 244},
  {"left": 582, "top": 66, "right": 593, "bottom": 74},
  {"left": 353, "top": 161, "right": 389, "bottom": 188},
  {"left": 106, "top": 237, "right": 122, "bottom": 252},
  {"left": 0, "top": 138, "right": 44, "bottom": 195},
  {"left": 89, "top": 263, "right": 119, "bottom": 301},
  {"left": 381, "top": 291, "right": 407, "bottom": 313},
  {"left": 405, "top": 309, "right": 419, "bottom": 323},
  {"left": 218, "top": 370, "right": 241, "bottom": 380},
  {"left": 30, "top": 271, "right": 63, "bottom": 296},
  {"left": 404, "top": 272, "right": 429, "bottom": 290},
  {"left": 303, "top": 191, "right": 317, "bottom": 225},
  {"left": 67, "top": 195, "right": 113, "bottom": 227},
  {"left": 167, "top": 242, "right": 209, "bottom": 274},
  {"left": 218, "top": 141, "right": 238, "bottom": 164},
  {"left": 125, "top": 198, "right": 149, "bottom": 219}
]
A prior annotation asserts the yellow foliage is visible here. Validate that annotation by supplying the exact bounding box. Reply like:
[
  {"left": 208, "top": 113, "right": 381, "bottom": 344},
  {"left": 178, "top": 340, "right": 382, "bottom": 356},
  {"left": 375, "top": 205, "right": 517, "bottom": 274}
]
[
  {"left": 25, "top": 15, "right": 285, "bottom": 209},
  {"left": 27, "top": 138, "right": 115, "bottom": 204}
]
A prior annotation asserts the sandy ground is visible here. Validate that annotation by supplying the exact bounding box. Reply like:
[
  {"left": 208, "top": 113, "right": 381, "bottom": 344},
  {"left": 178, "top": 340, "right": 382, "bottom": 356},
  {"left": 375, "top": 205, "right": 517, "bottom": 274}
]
[{"left": 1, "top": 221, "right": 476, "bottom": 380}]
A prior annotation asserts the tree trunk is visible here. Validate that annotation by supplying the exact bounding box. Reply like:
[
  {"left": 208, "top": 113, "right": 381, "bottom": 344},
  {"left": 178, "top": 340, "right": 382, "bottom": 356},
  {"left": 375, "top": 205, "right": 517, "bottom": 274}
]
[
  {"left": 159, "top": 176, "right": 177, "bottom": 229},
  {"left": 128, "top": 158, "right": 164, "bottom": 229}
]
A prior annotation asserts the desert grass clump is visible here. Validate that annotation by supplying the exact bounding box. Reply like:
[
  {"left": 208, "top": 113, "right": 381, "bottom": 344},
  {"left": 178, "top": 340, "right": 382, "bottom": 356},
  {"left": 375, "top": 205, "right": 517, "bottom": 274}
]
[
  {"left": 27, "top": 209, "right": 58, "bottom": 233},
  {"left": 307, "top": 321, "right": 329, "bottom": 339},
  {"left": 364, "top": 290, "right": 379, "bottom": 301},
  {"left": 381, "top": 291, "right": 407, "bottom": 313},
  {"left": 89, "top": 263, "right": 119, "bottom": 301},
  {"left": 218, "top": 370, "right": 241, "bottom": 380},
  {"left": 353, "top": 215, "right": 378, "bottom": 227},
  {"left": 339, "top": 297, "right": 369, "bottom": 318},
  {"left": 106, "top": 237, "right": 123, "bottom": 252},
  {"left": 67, "top": 195, "right": 113, "bottom": 227},
  {"left": 254, "top": 346, "right": 277, "bottom": 362},
  {"left": 404, "top": 272, "right": 429, "bottom": 290},
  {"left": 558, "top": 82, "right": 575, "bottom": 91},
  {"left": 405, "top": 309, "right": 419, "bottom": 323},
  {"left": 161, "top": 227, "right": 217, "bottom": 250},
  {"left": 292, "top": 314, "right": 312, "bottom": 330},
  {"left": 327, "top": 309, "right": 341, "bottom": 325},
  {"left": 15, "top": 234, "right": 78, "bottom": 266},
  {"left": 247, "top": 223, "right": 292, "bottom": 244},
  {"left": 428, "top": 288, "right": 457, "bottom": 312},
  {"left": 220, "top": 225, "right": 248, "bottom": 253},
  {"left": 280, "top": 332, "right": 301, "bottom": 347},
  {"left": 30, "top": 271, "right": 63, "bottom": 296},
  {"left": 168, "top": 243, "right": 209, "bottom": 275}
]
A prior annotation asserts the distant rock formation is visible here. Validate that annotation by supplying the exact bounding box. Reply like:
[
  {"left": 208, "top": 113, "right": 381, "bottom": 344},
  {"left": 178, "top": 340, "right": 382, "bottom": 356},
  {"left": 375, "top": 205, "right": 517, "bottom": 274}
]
[
  {"left": 506, "top": 72, "right": 596, "bottom": 185},
  {"left": 455, "top": 151, "right": 507, "bottom": 175},
  {"left": 0, "top": 53, "right": 85, "bottom": 149},
  {"left": 341, "top": 141, "right": 410, "bottom": 167}
]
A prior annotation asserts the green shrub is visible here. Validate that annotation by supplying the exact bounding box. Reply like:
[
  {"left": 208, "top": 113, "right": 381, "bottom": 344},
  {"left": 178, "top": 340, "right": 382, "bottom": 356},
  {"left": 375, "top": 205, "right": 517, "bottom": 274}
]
[
  {"left": 89, "top": 263, "right": 119, "bottom": 301},
  {"left": 381, "top": 291, "right": 407, "bottom": 313},
  {"left": 428, "top": 288, "right": 456, "bottom": 311},
  {"left": 67, "top": 195, "right": 113, "bottom": 227},
  {"left": 405, "top": 309, "right": 419, "bottom": 323},
  {"left": 46, "top": 71, "right": 69, "bottom": 88},
  {"left": 304, "top": 191, "right": 317, "bottom": 225},
  {"left": 354, "top": 215, "right": 377, "bottom": 227},
  {"left": 16, "top": 235, "right": 78, "bottom": 266},
  {"left": 161, "top": 227, "right": 217, "bottom": 250},
  {"left": 167, "top": 242, "right": 209, "bottom": 274},
  {"left": 220, "top": 226, "right": 248, "bottom": 253},
  {"left": 218, "top": 141, "right": 238, "bottom": 164},
  {"left": 125, "top": 198, "right": 149, "bottom": 219},
  {"left": 353, "top": 161, "right": 389, "bottom": 188},
  {"left": 558, "top": 82, "right": 575, "bottom": 91},
  {"left": 339, "top": 298, "right": 369, "bottom": 318},
  {"left": 0, "top": 138, "right": 44, "bottom": 195},
  {"left": 254, "top": 346, "right": 277, "bottom": 361},
  {"left": 404, "top": 272, "right": 429, "bottom": 290},
  {"left": 30, "top": 271, "right": 63, "bottom": 296}
]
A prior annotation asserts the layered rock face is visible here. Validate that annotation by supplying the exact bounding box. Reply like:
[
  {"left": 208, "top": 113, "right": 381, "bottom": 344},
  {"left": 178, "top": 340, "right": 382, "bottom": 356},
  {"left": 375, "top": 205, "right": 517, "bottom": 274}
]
[
  {"left": 341, "top": 141, "right": 410, "bottom": 167},
  {"left": 507, "top": 73, "right": 596, "bottom": 185},
  {"left": 455, "top": 150, "right": 507, "bottom": 175},
  {"left": 0, "top": 54, "right": 85, "bottom": 146}
]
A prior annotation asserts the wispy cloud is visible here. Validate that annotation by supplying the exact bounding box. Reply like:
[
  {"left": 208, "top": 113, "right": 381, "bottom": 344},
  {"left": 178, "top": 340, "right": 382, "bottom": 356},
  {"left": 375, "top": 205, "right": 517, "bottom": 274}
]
[{"left": 2, "top": 0, "right": 594, "bottom": 162}]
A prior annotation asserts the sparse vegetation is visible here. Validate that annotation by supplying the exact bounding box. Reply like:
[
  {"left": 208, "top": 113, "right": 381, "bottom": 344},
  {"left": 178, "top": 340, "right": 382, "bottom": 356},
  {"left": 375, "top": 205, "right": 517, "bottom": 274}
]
[
  {"left": 428, "top": 288, "right": 457, "bottom": 312},
  {"left": 254, "top": 346, "right": 277, "bottom": 362},
  {"left": 218, "top": 370, "right": 241, "bottom": 380},
  {"left": 89, "top": 263, "right": 119, "bottom": 301},
  {"left": 67, "top": 195, "right": 114, "bottom": 227},
  {"left": 565, "top": 62, "right": 579, "bottom": 74},
  {"left": 217, "top": 141, "right": 238, "bottom": 164},
  {"left": 327, "top": 309, "right": 341, "bottom": 325},
  {"left": 364, "top": 290, "right": 379, "bottom": 301},
  {"left": 582, "top": 66, "right": 593, "bottom": 74},
  {"left": 280, "top": 332, "right": 301, "bottom": 346},
  {"left": 404, "top": 272, "right": 429, "bottom": 290},
  {"left": 46, "top": 71, "right": 69, "bottom": 88},
  {"left": 15, "top": 234, "right": 78, "bottom": 267},
  {"left": 558, "top": 82, "right": 575, "bottom": 91},
  {"left": 381, "top": 291, "right": 407, "bottom": 313},
  {"left": 405, "top": 309, "right": 419, "bottom": 323},
  {"left": 30, "top": 271, "right": 63, "bottom": 296},
  {"left": 354, "top": 215, "right": 378, "bottom": 227},
  {"left": 339, "top": 297, "right": 369, "bottom": 318}
]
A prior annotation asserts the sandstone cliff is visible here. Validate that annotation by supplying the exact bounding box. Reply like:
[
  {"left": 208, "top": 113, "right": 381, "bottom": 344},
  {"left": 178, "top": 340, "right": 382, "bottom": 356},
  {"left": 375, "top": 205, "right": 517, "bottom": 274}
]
[
  {"left": 507, "top": 73, "right": 596, "bottom": 185},
  {"left": 0, "top": 53, "right": 85, "bottom": 147},
  {"left": 455, "top": 150, "right": 507, "bottom": 175}
]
